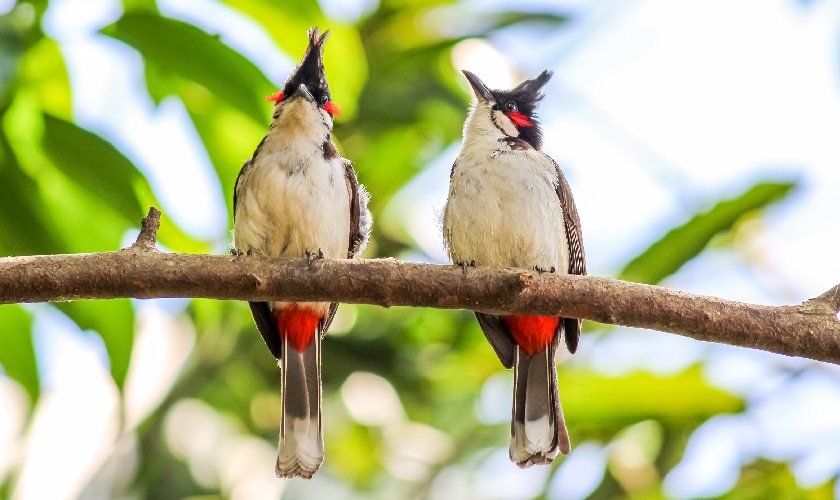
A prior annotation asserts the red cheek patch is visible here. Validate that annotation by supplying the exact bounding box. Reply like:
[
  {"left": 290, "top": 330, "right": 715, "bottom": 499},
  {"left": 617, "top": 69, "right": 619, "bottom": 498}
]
[
  {"left": 506, "top": 111, "right": 533, "bottom": 128},
  {"left": 265, "top": 90, "right": 285, "bottom": 103},
  {"left": 324, "top": 101, "right": 341, "bottom": 116}
]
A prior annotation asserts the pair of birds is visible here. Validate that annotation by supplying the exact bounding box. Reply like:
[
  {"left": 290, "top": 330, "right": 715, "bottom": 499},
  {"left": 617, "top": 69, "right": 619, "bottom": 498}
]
[{"left": 233, "top": 28, "right": 586, "bottom": 479}]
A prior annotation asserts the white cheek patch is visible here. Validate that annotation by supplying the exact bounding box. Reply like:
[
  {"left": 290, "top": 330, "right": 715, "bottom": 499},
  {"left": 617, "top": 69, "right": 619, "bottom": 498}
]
[{"left": 492, "top": 110, "right": 520, "bottom": 137}]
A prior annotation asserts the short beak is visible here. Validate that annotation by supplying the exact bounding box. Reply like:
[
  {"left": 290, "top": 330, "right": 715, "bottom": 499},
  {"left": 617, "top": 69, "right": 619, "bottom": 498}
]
[
  {"left": 291, "top": 83, "right": 315, "bottom": 102},
  {"left": 462, "top": 70, "right": 494, "bottom": 103}
]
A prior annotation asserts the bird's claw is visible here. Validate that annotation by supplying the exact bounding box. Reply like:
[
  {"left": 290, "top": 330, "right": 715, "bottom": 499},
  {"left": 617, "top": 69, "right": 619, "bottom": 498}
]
[
  {"left": 305, "top": 248, "right": 324, "bottom": 268},
  {"left": 534, "top": 265, "right": 551, "bottom": 274},
  {"left": 455, "top": 259, "right": 476, "bottom": 274}
]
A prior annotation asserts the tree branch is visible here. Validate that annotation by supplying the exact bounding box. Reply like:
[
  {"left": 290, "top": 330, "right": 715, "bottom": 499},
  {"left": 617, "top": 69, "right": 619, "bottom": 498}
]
[{"left": 0, "top": 209, "right": 838, "bottom": 364}]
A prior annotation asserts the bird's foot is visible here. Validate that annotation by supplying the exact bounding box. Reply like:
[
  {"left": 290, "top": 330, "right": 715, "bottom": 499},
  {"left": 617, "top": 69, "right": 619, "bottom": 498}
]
[
  {"left": 230, "top": 248, "right": 251, "bottom": 258},
  {"left": 455, "top": 259, "right": 476, "bottom": 275},
  {"left": 305, "top": 248, "right": 324, "bottom": 268},
  {"left": 534, "top": 265, "right": 555, "bottom": 274}
]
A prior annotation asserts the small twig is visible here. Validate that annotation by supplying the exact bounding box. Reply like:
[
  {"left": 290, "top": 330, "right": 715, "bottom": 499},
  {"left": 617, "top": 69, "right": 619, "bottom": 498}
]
[
  {"left": 815, "top": 284, "right": 840, "bottom": 311},
  {"left": 127, "top": 207, "right": 161, "bottom": 253}
]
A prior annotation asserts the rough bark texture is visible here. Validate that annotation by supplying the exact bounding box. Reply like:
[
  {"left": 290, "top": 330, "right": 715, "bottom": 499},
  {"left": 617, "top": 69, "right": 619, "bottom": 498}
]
[{"left": 1, "top": 209, "right": 838, "bottom": 364}]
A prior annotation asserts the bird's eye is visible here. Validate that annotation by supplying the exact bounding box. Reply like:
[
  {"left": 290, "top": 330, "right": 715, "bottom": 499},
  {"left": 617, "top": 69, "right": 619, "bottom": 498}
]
[
  {"left": 320, "top": 94, "right": 329, "bottom": 105},
  {"left": 504, "top": 101, "right": 517, "bottom": 112}
]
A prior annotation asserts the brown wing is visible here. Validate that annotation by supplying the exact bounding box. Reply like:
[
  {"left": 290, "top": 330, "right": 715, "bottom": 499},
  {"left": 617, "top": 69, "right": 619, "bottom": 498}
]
[
  {"left": 343, "top": 159, "right": 364, "bottom": 258},
  {"left": 548, "top": 155, "right": 586, "bottom": 354}
]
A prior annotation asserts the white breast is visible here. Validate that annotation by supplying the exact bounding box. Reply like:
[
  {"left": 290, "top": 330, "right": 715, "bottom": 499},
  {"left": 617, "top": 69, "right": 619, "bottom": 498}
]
[
  {"left": 233, "top": 134, "right": 350, "bottom": 262},
  {"left": 443, "top": 136, "right": 569, "bottom": 273}
]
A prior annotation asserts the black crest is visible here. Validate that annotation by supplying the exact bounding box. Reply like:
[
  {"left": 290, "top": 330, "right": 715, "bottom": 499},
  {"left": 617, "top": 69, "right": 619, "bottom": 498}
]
[
  {"left": 490, "top": 70, "right": 552, "bottom": 149},
  {"left": 283, "top": 28, "right": 332, "bottom": 105}
]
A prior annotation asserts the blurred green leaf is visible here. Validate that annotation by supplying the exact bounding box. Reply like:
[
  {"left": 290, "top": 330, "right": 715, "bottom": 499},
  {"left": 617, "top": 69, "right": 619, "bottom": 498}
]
[
  {"left": 620, "top": 181, "right": 796, "bottom": 284},
  {"left": 18, "top": 38, "right": 72, "bottom": 118},
  {"left": 143, "top": 61, "right": 263, "bottom": 217},
  {"left": 0, "top": 9, "right": 26, "bottom": 102},
  {"left": 57, "top": 300, "right": 134, "bottom": 389},
  {"left": 0, "top": 132, "right": 62, "bottom": 255},
  {"left": 720, "top": 459, "right": 804, "bottom": 500},
  {"left": 40, "top": 113, "right": 146, "bottom": 222},
  {"left": 482, "top": 11, "right": 569, "bottom": 30},
  {"left": 0, "top": 304, "right": 39, "bottom": 403},
  {"left": 102, "top": 12, "right": 274, "bottom": 124},
  {"left": 562, "top": 365, "right": 743, "bottom": 428}
]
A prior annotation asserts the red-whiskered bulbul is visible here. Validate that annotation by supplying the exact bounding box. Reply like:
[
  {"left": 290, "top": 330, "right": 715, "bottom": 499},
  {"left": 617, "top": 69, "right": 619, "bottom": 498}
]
[
  {"left": 443, "top": 70, "right": 586, "bottom": 467},
  {"left": 233, "top": 28, "right": 371, "bottom": 479}
]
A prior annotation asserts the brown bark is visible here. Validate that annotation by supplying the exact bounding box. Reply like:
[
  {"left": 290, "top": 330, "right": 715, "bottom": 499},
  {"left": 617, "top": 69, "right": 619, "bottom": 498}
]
[{"left": 1, "top": 209, "right": 838, "bottom": 364}]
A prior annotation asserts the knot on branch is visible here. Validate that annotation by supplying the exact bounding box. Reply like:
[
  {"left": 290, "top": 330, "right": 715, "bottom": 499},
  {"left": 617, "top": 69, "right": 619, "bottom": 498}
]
[{"left": 126, "top": 207, "right": 161, "bottom": 253}]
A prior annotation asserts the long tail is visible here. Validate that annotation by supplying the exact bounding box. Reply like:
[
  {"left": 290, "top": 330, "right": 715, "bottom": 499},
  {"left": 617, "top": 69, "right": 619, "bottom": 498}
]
[
  {"left": 510, "top": 345, "right": 570, "bottom": 467},
  {"left": 277, "top": 330, "right": 323, "bottom": 478}
]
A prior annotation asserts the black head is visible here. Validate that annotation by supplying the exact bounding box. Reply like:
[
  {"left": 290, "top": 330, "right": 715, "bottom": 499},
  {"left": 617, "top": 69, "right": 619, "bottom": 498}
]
[
  {"left": 462, "top": 70, "right": 553, "bottom": 149},
  {"left": 268, "top": 28, "right": 340, "bottom": 116}
]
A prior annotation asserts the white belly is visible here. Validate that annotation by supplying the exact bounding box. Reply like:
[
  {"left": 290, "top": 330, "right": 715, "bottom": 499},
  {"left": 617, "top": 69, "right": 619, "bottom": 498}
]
[
  {"left": 234, "top": 153, "right": 350, "bottom": 261},
  {"left": 443, "top": 150, "right": 569, "bottom": 273}
]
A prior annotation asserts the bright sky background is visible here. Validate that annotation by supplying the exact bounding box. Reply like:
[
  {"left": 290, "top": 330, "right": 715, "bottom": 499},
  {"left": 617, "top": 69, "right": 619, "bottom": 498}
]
[{"left": 2, "top": 0, "right": 840, "bottom": 498}]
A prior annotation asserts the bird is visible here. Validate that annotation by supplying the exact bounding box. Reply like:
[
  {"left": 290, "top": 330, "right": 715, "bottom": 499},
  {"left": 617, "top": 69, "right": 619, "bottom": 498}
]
[
  {"left": 442, "top": 69, "right": 586, "bottom": 467},
  {"left": 232, "top": 28, "right": 371, "bottom": 479}
]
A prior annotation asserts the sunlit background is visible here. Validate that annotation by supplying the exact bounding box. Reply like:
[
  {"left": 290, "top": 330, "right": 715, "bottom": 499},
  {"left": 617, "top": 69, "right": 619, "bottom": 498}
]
[{"left": 1, "top": 0, "right": 839, "bottom": 498}]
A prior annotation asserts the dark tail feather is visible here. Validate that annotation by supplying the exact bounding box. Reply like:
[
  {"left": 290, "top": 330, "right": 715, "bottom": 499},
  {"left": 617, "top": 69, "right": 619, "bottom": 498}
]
[
  {"left": 510, "top": 346, "right": 570, "bottom": 467},
  {"left": 277, "top": 332, "right": 323, "bottom": 478}
]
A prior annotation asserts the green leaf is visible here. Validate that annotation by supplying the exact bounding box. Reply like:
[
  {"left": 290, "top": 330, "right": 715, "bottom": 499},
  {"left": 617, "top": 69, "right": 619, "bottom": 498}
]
[
  {"left": 0, "top": 305, "right": 39, "bottom": 403},
  {"left": 40, "top": 113, "right": 145, "bottom": 222},
  {"left": 477, "top": 11, "right": 569, "bottom": 32},
  {"left": 102, "top": 12, "right": 274, "bottom": 124},
  {"left": 0, "top": 9, "right": 27, "bottom": 102},
  {"left": 18, "top": 38, "right": 72, "bottom": 118},
  {"left": 57, "top": 300, "right": 135, "bottom": 389},
  {"left": 0, "top": 132, "right": 62, "bottom": 255},
  {"left": 721, "top": 459, "right": 803, "bottom": 500},
  {"left": 620, "top": 181, "right": 796, "bottom": 284},
  {"left": 562, "top": 365, "right": 743, "bottom": 428}
]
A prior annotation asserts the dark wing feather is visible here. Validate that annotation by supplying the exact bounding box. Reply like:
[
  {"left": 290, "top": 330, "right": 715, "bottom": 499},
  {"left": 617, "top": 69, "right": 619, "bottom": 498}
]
[
  {"left": 249, "top": 301, "right": 282, "bottom": 359},
  {"left": 234, "top": 135, "right": 266, "bottom": 216},
  {"left": 475, "top": 313, "right": 516, "bottom": 368},
  {"left": 546, "top": 154, "right": 587, "bottom": 354},
  {"left": 233, "top": 160, "right": 248, "bottom": 216},
  {"left": 343, "top": 159, "right": 363, "bottom": 258},
  {"left": 321, "top": 303, "right": 339, "bottom": 340}
]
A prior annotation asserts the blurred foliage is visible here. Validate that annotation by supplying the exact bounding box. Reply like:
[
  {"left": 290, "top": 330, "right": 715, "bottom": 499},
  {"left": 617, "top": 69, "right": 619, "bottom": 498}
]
[
  {"left": 620, "top": 181, "right": 796, "bottom": 285},
  {"left": 0, "top": 0, "right": 814, "bottom": 499}
]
